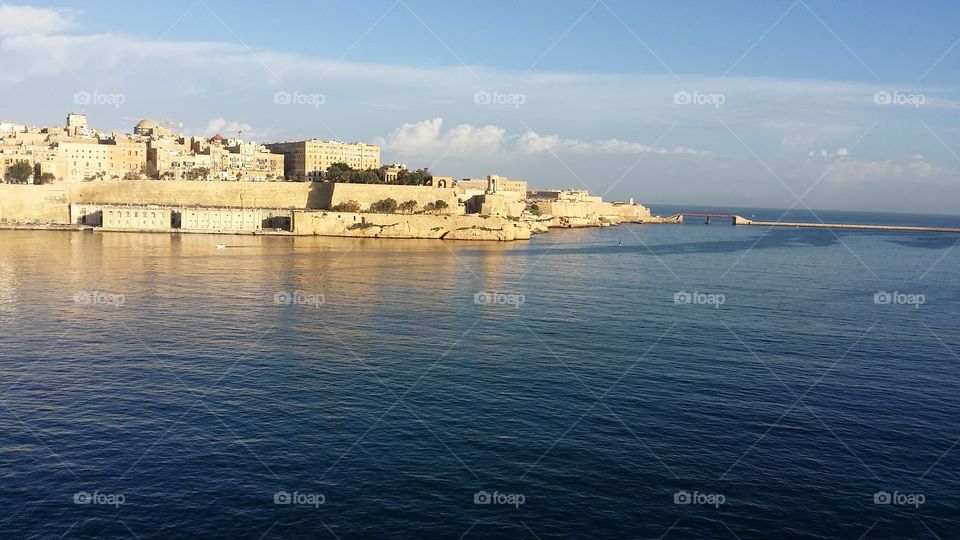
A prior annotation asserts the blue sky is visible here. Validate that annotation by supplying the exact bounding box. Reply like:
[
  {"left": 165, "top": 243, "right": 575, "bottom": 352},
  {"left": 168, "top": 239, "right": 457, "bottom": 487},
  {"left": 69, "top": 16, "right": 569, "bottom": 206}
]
[{"left": 2, "top": 1, "right": 959, "bottom": 212}]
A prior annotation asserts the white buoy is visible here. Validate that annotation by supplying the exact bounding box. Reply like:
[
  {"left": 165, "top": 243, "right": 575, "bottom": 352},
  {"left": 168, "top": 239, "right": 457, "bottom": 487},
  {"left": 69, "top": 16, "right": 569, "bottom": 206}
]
[{"left": 215, "top": 243, "right": 226, "bottom": 249}]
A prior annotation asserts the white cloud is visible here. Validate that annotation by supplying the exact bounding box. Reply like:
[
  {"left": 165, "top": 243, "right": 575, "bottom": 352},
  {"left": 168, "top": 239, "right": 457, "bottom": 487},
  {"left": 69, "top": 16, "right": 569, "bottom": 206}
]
[
  {"left": 375, "top": 117, "right": 505, "bottom": 157},
  {"left": 820, "top": 157, "right": 952, "bottom": 184},
  {"left": 0, "top": 5, "right": 74, "bottom": 37},
  {"left": 517, "top": 131, "right": 701, "bottom": 155},
  {"left": 203, "top": 118, "right": 252, "bottom": 137},
  {"left": 808, "top": 147, "right": 849, "bottom": 158},
  {"left": 376, "top": 120, "right": 704, "bottom": 160}
]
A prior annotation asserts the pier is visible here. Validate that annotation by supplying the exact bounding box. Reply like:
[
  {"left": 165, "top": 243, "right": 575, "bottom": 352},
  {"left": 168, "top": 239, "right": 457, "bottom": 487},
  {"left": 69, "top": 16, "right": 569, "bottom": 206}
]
[{"left": 666, "top": 212, "right": 960, "bottom": 233}]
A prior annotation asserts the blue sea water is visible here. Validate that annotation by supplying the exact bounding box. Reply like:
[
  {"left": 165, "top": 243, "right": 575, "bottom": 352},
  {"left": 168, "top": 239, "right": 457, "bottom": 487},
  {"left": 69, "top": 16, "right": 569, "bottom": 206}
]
[{"left": 1, "top": 211, "right": 959, "bottom": 539}]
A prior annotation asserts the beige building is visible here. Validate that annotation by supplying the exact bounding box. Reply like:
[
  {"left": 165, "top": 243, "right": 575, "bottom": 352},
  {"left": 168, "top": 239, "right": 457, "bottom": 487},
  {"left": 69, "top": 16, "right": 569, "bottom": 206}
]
[
  {"left": 180, "top": 207, "right": 263, "bottom": 231},
  {"left": 265, "top": 139, "right": 381, "bottom": 181},
  {"left": 147, "top": 133, "right": 284, "bottom": 182},
  {"left": 101, "top": 205, "right": 172, "bottom": 229},
  {"left": 58, "top": 140, "right": 147, "bottom": 183},
  {"left": 1, "top": 114, "right": 147, "bottom": 183},
  {"left": 69, "top": 203, "right": 104, "bottom": 225},
  {"left": 455, "top": 175, "right": 529, "bottom": 217}
]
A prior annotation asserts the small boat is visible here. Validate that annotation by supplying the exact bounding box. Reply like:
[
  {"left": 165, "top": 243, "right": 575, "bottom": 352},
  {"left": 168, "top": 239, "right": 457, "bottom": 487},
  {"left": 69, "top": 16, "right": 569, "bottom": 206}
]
[{"left": 215, "top": 243, "right": 226, "bottom": 249}]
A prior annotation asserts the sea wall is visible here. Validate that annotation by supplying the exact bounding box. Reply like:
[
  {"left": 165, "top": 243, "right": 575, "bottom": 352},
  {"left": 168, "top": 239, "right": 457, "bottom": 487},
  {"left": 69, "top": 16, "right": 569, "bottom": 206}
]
[
  {"left": 292, "top": 211, "right": 532, "bottom": 241},
  {"left": 70, "top": 180, "right": 315, "bottom": 208},
  {"left": 0, "top": 181, "right": 464, "bottom": 223},
  {"left": 327, "top": 183, "right": 462, "bottom": 214},
  {"left": 0, "top": 184, "right": 71, "bottom": 222}
]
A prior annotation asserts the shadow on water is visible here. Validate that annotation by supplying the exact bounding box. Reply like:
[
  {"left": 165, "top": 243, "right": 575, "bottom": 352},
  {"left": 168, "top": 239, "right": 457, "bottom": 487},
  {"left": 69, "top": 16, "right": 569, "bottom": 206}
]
[
  {"left": 884, "top": 234, "right": 960, "bottom": 249},
  {"left": 459, "top": 227, "right": 960, "bottom": 259},
  {"left": 462, "top": 228, "right": 842, "bottom": 257}
]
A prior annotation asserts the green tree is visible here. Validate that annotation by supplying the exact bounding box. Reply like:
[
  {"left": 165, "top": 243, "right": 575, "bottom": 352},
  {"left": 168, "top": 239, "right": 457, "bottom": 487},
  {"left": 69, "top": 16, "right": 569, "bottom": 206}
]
[
  {"left": 369, "top": 198, "right": 398, "bottom": 213},
  {"left": 326, "top": 162, "right": 354, "bottom": 182},
  {"left": 143, "top": 163, "right": 160, "bottom": 180},
  {"left": 398, "top": 200, "right": 418, "bottom": 214},
  {"left": 194, "top": 167, "right": 211, "bottom": 181},
  {"left": 331, "top": 200, "right": 361, "bottom": 212},
  {"left": 397, "top": 167, "right": 433, "bottom": 186},
  {"left": 525, "top": 203, "right": 542, "bottom": 216},
  {"left": 7, "top": 161, "right": 33, "bottom": 183},
  {"left": 37, "top": 172, "right": 57, "bottom": 185}
]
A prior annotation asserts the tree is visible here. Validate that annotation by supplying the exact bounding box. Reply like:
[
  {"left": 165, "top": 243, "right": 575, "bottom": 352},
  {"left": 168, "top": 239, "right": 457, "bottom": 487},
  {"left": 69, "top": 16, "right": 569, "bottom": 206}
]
[
  {"left": 143, "top": 163, "right": 159, "bottom": 180},
  {"left": 7, "top": 161, "right": 33, "bottom": 184},
  {"left": 194, "top": 167, "right": 211, "bottom": 181},
  {"left": 327, "top": 163, "right": 382, "bottom": 184},
  {"left": 326, "top": 162, "right": 354, "bottom": 183},
  {"left": 37, "top": 172, "right": 57, "bottom": 185},
  {"left": 397, "top": 167, "right": 433, "bottom": 186},
  {"left": 123, "top": 171, "right": 140, "bottom": 180},
  {"left": 423, "top": 200, "right": 449, "bottom": 213},
  {"left": 398, "top": 200, "right": 418, "bottom": 214},
  {"left": 369, "top": 198, "right": 398, "bottom": 213},
  {"left": 525, "top": 203, "right": 542, "bottom": 216},
  {"left": 331, "top": 200, "right": 361, "bottom": 212}
]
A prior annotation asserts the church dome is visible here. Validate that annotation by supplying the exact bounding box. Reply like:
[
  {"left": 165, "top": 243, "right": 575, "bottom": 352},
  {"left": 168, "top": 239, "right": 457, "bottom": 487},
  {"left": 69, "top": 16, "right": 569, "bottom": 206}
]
[{"left": 134, "top": 119, "right": 157, "bottom": 134}]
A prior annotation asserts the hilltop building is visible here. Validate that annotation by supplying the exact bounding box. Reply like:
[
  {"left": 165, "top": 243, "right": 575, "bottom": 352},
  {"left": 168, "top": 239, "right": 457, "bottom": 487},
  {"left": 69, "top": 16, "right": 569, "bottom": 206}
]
[
  {"left": 1, "top": 115, "right": 285, "bottom": 184},
  {"left": 265, "top": 139, "right": 381, "bottom": 181},
  {"left": 0, "top": 113, "right": 147, "bottom": 183},
  {"left": 455, "top": 175, "right": 528, "bottom": 217},
  {"left": 147, "top": 131, "right": 284, "bottom": 182}
]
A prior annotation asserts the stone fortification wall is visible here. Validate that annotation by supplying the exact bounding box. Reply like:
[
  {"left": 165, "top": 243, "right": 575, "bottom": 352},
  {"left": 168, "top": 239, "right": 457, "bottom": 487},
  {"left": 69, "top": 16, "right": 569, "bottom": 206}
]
[
  {"left": 327, "top": 183, "right": 462, "bottom": 214},
  {"left": 292, "top": 211, "right": 531, "bottom": 241}
]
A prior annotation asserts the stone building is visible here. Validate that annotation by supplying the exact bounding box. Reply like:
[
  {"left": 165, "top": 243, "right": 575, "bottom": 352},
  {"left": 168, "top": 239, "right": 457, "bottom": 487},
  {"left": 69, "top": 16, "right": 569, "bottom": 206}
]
[
  {"left": 265, "top": 139, "right": 381, "bottom": 181},
  {"left": 101, "top": 205, "right": 172, "bottom": 230},
  {"left": 0, "top": 114, "right": 147, "bottom": 183},
  {"left": 457, "top": 175, "right": 528, "bottom": 217},
  {"left": 179, "top": 207, "right": 263, "bottom": 231},
  {"left": 146, "top": 132, "right": 283, "bottom": 182}
]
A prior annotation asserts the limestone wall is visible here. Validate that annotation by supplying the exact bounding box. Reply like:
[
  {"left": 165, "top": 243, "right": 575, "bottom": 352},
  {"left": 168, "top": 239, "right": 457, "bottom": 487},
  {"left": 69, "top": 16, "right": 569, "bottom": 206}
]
[
  {"left": 70, "top": 180, "right": 315, "bottom": 208},
  {"left": 327, "top": 183, "right": 462, "bottom": 214},
  {"left": 292, "top": 211, "right": 531, "bottom": 241},
  {"left": 1, "top": 180, "right": 546, "bottom": 225},
  {"left": 614, "top": 202, "right": 653, "bottom": 222},
  {"left": 0, "top": 180, "right": 317, "bottom": 223},
  {"left": 0, "top": 184, "right": 71, "bottom": 222}
]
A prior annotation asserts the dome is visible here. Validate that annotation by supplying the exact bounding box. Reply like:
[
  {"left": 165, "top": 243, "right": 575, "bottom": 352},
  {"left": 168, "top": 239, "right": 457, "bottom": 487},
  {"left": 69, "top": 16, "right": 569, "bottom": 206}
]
[
  {"left": 134, "top": 119, "right": 158, "bottom": 134},
  {"left": 210, "top": 133, "right": 224, "bottom": 142}
]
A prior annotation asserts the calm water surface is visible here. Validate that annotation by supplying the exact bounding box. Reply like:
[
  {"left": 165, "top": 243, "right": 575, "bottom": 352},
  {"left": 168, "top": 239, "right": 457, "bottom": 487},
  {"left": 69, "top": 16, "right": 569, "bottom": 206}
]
[{"left": 1, "top": 213, "right": 959, "bottom": 538}]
